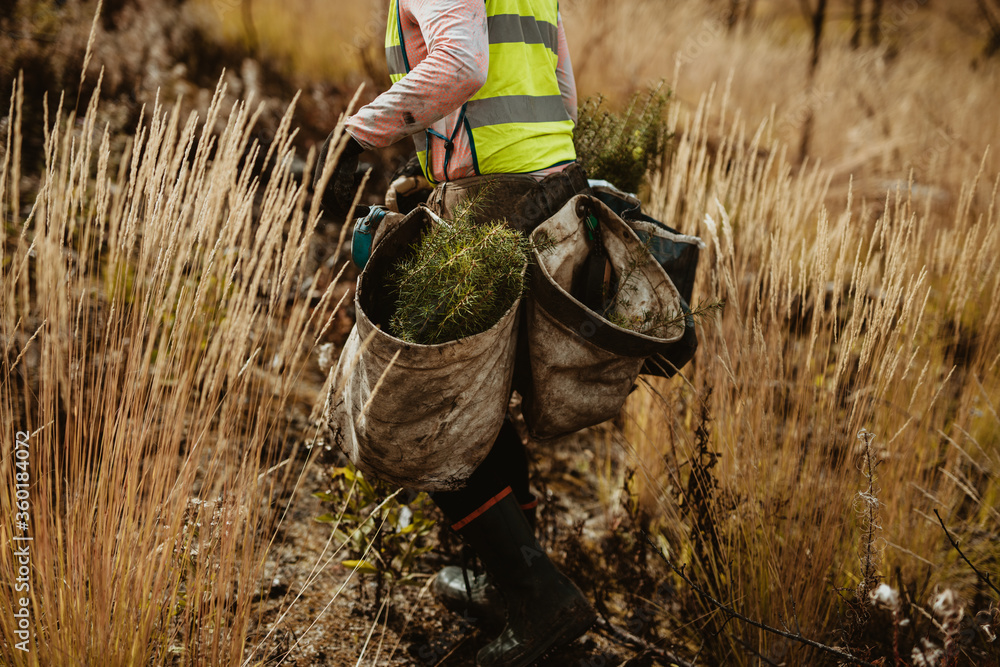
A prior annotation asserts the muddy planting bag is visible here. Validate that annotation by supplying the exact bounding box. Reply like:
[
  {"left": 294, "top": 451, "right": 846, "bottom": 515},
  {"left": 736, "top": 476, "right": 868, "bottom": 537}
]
[
  {"left": 327, "top": 206, "right": 524, "bottom": 491},
  {"left": 520, "top": 195, "right": 686, "bottom": 440},
  {"left": 588, "top": 181, "right": 703, "bottom": 377}
]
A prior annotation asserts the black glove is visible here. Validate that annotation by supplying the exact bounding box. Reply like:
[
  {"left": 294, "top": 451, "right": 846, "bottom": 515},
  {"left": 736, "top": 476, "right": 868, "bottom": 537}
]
[{"left": 313, "top": 131, "right": 368, "bottom": 218}]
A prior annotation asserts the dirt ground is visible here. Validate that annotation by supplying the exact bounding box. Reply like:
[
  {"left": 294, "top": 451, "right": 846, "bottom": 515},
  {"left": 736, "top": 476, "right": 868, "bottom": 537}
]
[{"left": 253, "top": 440, "right": 655, "bottom": 667}]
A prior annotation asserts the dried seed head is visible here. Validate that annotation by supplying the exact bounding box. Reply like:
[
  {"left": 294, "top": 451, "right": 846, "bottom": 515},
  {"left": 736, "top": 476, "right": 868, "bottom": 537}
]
[
  {"left": 911, "top": 638, "right": 943, "bottom": 667},
  {"left": 931, "top": 588, "right": 964, "bottom": 626},
  {"left": 869, "top": 583, "right": 900, "bottom": 611}
]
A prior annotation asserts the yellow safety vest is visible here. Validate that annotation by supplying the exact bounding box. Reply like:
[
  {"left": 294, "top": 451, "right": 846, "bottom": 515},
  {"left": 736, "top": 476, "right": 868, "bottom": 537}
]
[{"left": 386, "top": 0, "right": 577, "bottom": 183}]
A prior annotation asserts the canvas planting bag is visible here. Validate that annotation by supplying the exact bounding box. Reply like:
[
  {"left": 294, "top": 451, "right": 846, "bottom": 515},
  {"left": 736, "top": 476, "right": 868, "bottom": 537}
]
[
  {"left": 326, "top": 206, "right": 523, "bottom": 491},
  {"left": 587, "top": 180, "right": 702, "bottom": 377},
  {"left": 520, "top": 195, "right": 687, "bottom": 439}
]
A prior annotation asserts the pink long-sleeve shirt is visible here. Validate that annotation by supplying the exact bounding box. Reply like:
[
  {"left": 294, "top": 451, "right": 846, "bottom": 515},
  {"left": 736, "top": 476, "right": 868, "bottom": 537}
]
[{"left": 344, "top": 0, "right": 578, "bottom": 183}]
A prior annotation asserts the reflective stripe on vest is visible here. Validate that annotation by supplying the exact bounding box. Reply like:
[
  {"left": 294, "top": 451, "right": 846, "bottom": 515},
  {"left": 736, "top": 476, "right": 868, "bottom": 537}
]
[
  {"left": 385, "top": 0, "right": 575, "bottom": 182},
  {"left": 386, "top": 0, "right": 408, "bottom": 83}
]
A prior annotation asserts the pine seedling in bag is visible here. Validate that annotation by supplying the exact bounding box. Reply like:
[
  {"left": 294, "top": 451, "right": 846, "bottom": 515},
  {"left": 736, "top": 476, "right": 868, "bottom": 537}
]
[{"left": 388, "top": 206, "right": 529, "bottom": 345}]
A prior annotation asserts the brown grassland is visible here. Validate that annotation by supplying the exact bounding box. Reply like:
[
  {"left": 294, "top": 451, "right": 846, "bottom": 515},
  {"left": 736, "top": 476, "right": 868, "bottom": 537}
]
[{"left": 1, "top": 0, "right": 999, "bottom": 665}]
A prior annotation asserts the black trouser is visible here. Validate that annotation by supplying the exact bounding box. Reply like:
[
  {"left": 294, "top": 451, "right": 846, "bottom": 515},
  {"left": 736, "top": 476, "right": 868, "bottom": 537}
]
[{"left": 430, "top": 417, "right": 536, "bottom": 528}]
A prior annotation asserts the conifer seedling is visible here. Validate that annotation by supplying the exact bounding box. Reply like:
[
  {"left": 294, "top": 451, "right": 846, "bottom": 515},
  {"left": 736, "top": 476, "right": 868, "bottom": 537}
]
[{"left": 388, "top": 196, "right": 529, "bottom": 345}]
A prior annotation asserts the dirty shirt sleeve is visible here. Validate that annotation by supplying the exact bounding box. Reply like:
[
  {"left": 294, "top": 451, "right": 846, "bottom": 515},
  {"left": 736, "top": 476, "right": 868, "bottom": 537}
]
[
  {"left": 556, "top": 11, "right": 577, "bottom": 125},
  {"left": 344, "top": 0, "right": 489, "bottom": 150}
]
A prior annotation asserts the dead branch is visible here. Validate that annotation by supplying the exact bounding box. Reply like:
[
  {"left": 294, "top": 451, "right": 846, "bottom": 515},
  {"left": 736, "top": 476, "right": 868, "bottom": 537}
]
[
  {"left": 592, "top": 615, "right": 696, "bottom": 667},
  {"left": 934, "top": 509, "right": 1000, "bottom": 599}
]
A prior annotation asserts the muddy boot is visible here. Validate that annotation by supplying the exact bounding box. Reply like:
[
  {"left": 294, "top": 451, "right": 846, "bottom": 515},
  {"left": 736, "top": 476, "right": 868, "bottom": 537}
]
[
  {"left": 453, "top": 492, "right": 594, "bottom": 667},
  {"left": 432, "top": 501, "right": 537, "bottom": 627}
]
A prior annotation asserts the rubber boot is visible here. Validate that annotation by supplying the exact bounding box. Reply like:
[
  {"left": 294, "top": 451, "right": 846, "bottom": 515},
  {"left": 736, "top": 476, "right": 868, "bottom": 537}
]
[
  {"left": 451, "top": 491, "right": 595, "bottom": 667},
  {"left": 432, "top": 501, "right": 537, "bottom": 627}
]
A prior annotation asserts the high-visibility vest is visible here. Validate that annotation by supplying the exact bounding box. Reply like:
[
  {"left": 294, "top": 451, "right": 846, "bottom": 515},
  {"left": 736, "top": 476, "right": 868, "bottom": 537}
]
[{"left": 386, "top": 0, "right": 576, "bottom": 183}]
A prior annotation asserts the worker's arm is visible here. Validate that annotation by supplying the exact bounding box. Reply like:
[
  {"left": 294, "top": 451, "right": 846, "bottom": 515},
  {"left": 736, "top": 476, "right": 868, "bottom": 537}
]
[
  {"left": 555, "top": 11, "right": 578, "bottom": 125},
  {"left": 345, "top": 0, "right": 489, "bottom": 150}
]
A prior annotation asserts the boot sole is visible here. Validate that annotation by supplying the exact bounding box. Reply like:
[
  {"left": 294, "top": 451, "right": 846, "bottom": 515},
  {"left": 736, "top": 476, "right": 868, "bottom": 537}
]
[{"left": 504, "top": 601, "right": 597, "bottom": 667}]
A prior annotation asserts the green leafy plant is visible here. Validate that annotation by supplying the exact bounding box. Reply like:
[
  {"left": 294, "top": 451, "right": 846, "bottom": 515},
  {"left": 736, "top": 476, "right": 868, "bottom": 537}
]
[
  {"left": 574, "top": 85, "right": 672, "bottom": 194},
  {"left": 314, "top": 465, "right": 436, "bottom": 594},
  {"left": 388, "top": 209, "right": 529, "bottom": 345}
]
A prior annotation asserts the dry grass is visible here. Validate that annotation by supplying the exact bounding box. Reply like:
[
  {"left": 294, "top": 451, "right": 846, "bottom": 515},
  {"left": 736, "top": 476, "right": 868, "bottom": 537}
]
[
  {"left": 617, "top": 61, "right": 1000, "bottom": 667},
  {"left": 0, "top": 69, "right": 366, "bottom": 665},
  {"left": 564, "top": 0, "right": 999, "bottom": 200}
]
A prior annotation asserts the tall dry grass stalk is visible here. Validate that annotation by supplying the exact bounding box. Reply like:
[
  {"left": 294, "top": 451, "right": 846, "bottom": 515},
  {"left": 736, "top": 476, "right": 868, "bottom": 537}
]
[
  {"left": 0, "top": 71, "right": 358, "bottom": 665},
  {"left": 619, "top": 76, "right": 1000, "bottom": 663}
]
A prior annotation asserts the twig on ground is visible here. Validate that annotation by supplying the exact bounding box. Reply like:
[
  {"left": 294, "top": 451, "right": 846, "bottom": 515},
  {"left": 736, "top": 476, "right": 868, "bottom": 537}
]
[
  {"left": 591, "top": 615, "right": 696, "bottom": 667},
  {"left": 934, "top": 509, "right": 1000, "bottom": 599},
  {"left": 642, "top": 532, "right": 879, "bottom": 667},
  {"left": 431, "top": 634, "right": 472, "bottom": 667}
]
